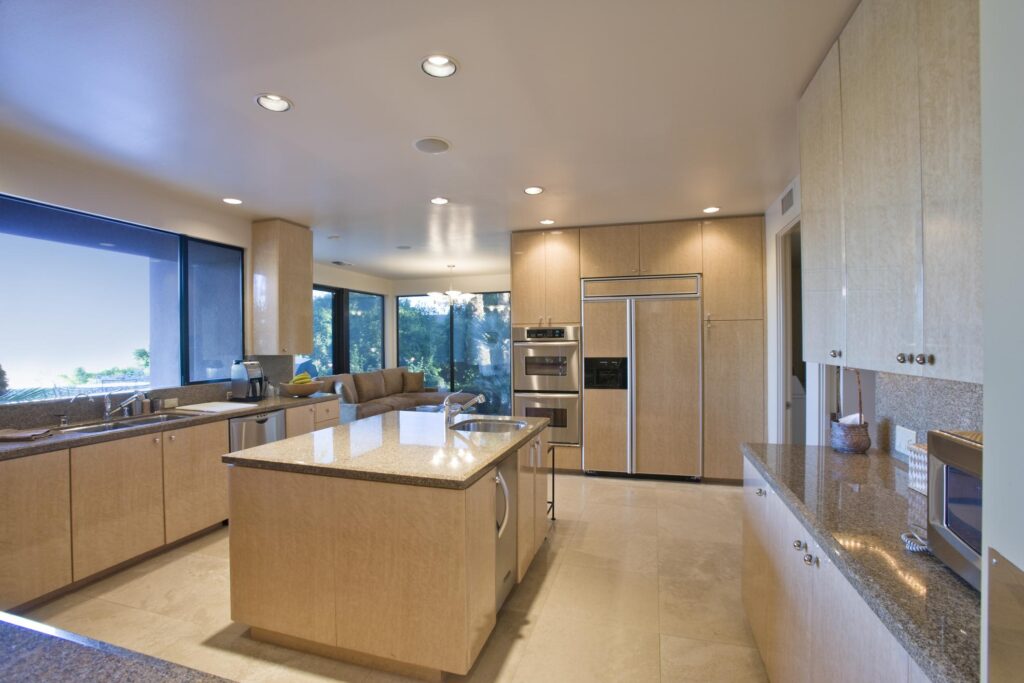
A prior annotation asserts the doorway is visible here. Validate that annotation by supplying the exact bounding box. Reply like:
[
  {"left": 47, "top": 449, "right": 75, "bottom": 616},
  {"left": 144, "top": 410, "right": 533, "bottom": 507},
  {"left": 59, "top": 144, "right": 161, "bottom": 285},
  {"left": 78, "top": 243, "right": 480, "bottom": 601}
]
[{"left": 780, "top": 223, "right": 806, "bottom": 444}]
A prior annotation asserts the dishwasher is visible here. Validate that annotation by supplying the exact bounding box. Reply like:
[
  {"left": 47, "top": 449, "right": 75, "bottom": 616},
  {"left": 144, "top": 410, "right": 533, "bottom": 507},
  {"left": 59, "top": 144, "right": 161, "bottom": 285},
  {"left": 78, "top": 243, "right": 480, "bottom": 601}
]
[
  {"left": 228, "top": 410, "right": 286, "bottom": 452},
  {"left": 495, "top": 453, "right": 518, "bottom": 610}
]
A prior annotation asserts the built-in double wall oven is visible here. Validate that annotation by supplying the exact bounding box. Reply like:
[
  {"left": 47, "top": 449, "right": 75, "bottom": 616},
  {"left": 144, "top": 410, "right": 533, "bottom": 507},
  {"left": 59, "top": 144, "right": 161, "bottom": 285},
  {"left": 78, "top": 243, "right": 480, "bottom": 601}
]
[{"left": 512, "top": 325, "right": 581, "bottom": 445}]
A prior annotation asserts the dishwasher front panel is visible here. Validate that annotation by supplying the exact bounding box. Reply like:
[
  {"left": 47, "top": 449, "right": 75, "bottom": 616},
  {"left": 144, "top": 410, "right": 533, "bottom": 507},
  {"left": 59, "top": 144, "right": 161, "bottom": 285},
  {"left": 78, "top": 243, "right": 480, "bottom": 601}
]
[{"left": 228, "top": 410, "right": 286, "bottom": 452}]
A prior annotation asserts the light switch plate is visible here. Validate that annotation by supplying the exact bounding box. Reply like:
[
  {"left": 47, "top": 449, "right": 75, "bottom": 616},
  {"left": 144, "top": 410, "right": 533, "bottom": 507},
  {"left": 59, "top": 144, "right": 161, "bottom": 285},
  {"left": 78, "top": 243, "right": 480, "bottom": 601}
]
[{"left": 895, "top": 425, "right": 916, "bottom": 456}]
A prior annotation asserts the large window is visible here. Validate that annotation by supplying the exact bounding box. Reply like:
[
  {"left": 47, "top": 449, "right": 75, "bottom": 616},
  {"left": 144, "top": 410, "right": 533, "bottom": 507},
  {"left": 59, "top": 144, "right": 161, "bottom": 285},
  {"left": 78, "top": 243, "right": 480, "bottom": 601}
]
[
  {"left": 398, "top": 292, "right": 511, "bottom": 415},
  {"left": 0, "top": 194, "right": 243, "bottom": 404},
  {"left": 296, "top": 286, "right": 384, "bottom": 376}
]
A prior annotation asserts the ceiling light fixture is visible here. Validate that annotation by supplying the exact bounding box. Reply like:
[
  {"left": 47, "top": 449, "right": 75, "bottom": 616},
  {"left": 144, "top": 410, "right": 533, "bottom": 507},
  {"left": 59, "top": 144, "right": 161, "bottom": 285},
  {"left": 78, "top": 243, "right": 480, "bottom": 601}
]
[
  {"left": 524, "top": 186, "right": 544, "bottom": 195},
  {"left": 428, "top": 265, "right": 467, "bottom": 302},
  {"left": 327, "top": 234, "right": 341, "bottom": 240},
  {"left": 255, "top": 93, "right": 293, "bottom": 112},
  {"left": 397, "top": 245, "right": 412, "bottom": 250},
  {"left": 222, "top": 197, "right": 243, "bottom": 205},
  {"left": 703, "top": 206, "right": 720, "bottom": 214},
  {"left": 422, "top": 54, "right": 457, "bottom": 78},
  {"left": 430, "top": 197, "right": 449, "bottom": 205},
  {"left": 99, "top": 242, "right": 115, "bottom": 247},
  {"left": 331, "top": 260, "right": 351, "bottom": 267},
  {"left": 539, "top": 219, "right": 555, "bottom": 225},
  {"left": 414, "top": 137, "right": 451, "bottom": 154}
]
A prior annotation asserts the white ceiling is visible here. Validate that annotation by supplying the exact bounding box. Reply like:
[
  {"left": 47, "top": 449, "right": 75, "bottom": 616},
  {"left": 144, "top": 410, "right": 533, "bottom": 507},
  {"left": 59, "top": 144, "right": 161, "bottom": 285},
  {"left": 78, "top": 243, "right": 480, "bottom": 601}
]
[{"left": 0, "top": 0, "right": 857, "bottom": 278}]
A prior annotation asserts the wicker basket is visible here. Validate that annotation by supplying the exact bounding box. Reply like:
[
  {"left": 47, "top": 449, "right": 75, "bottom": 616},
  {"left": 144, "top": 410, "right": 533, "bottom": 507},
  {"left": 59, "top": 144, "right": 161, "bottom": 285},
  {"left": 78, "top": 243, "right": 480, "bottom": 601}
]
[{"left": 830, "top": 420, "right": 871, "bottom": 454}]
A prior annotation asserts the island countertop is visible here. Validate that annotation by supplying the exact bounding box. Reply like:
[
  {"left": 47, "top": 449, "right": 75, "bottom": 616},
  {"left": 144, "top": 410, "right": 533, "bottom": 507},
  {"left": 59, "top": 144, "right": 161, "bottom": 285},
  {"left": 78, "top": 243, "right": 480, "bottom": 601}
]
[{"left": 222, "top": 411, "right": 549, "bottom": 489}]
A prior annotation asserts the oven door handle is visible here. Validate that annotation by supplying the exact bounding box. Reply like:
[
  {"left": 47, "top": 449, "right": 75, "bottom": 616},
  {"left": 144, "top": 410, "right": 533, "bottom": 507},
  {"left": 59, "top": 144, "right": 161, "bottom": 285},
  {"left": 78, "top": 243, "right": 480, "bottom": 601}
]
[
  {"left": 513, "top": 342, "right": 580, "bottom": 348},
  {"left": 513, "top": 392, "right": 581, "bottom": 399}
]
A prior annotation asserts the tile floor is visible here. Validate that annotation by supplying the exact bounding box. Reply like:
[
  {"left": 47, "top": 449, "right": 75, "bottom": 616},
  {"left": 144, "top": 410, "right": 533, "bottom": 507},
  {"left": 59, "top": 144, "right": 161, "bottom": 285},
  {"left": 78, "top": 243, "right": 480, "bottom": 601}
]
[{"left": 25, "top": 474, "right": 767, "bottom": 682}]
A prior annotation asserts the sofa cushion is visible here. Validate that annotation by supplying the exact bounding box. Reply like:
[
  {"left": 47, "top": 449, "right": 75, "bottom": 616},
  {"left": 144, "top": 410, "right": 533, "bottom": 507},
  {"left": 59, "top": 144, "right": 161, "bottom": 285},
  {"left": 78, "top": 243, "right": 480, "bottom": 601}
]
[
  {"left": 353, "top": 371, "right": 386, "bottom": 402},
  {"left": 404, "top": 391, "right": 445, "bottom": 406},
  {"left": 382, "top": 367, "right": 405, "bottom": 396},
  {"left": 356, "top": 399, "right": 392, "bottom": 419},
  {"left": 379, "top": 395, "right": 419, "bottom": 411},
  {"left": 403, "top": 370, "right": 425, "bottom": 392},
  {"left": 317, "top": 374, "right": 358, "bottom": 404}
]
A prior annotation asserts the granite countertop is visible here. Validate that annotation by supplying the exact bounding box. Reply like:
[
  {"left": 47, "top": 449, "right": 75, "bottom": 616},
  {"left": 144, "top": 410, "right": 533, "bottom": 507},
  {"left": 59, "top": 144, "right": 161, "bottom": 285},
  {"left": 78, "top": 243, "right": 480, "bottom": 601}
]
[
  {"left": 742, "top": 443, "right": 979, "bottom": 683},
  {"left": 223, "top": 411, "right": 550, "bottom": 489},
  {"left": 0, "top": 393, "right": 339, "bottom": 462},
  {"left": 0, "top": 612, "right": 226, "bottom": 682}
]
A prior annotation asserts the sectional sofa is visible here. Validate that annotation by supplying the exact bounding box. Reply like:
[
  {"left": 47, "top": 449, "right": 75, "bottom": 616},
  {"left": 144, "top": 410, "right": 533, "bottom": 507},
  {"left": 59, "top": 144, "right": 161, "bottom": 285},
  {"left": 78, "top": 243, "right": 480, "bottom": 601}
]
[{"left": 316, "top": 367, "right": 476, "bottom": 422}]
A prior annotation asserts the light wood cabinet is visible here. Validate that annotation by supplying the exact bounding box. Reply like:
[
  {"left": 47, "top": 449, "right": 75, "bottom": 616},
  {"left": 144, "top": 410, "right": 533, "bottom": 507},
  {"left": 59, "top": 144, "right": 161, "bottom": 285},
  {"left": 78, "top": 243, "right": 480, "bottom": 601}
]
[
  {"left": 286, "top": 404, "right": 316, "bottom": 437},
  {"left": 704, "top": 319, "right": 764, "bottom": 480},
  {"left": 71, "top": 433, "right": 165, "bottom": 580},
  {"left": 582, "top": 299, "right": 629, "bottom": 474},
  {"left": 252, "top": 218, "right": 313, "bottom": 355},
  {"left": 163, "top": 421, "right": 230, "bottom": 543},
  {"left": 799, "top": 41, "right": 847, "bottom": 366},
  {"left": 639, "top": 220, "right": 702, "bottom": 276},
  {"left": 579, "top": 224, "right": 640, "bottom": 277},
  {"left": 702, "top": 216, "right": 764, "bottom": 321},
  {"left": 840, "top": 0, "right": 923, "bottom": 376},
  {"left": 0, "top": 450, "right": 71, "bottom": 609},
  {"left": 767, "top": 486, "right": 814, "bottom": 683},
  {"left": 741, "top": 460, "right": 773, "bottom": 672},
  {"left": 510, "top": 229, "right": 580, "bottom": 325},
  {"left": 314, "top": 399, "right": 340, "bottom": 431}
]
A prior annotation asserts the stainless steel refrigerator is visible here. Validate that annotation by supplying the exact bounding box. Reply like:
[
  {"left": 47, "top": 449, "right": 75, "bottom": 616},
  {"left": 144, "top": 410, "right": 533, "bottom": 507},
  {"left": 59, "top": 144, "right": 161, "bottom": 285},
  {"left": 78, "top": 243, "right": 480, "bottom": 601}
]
[{"left": 581, "top": 275, "right": 702, "bottom": 477}]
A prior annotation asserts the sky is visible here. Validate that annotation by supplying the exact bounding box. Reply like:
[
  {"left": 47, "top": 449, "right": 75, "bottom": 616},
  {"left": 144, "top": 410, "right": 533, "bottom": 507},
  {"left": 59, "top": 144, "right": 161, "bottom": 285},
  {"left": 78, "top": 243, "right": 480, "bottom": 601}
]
[{"left": 0, "top": 232, "right": 152, "bottom": 387}]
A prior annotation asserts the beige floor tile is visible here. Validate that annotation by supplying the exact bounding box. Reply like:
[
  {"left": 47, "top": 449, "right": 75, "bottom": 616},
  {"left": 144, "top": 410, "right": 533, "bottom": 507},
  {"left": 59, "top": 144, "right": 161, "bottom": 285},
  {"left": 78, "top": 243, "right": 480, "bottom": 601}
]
[
  {"left": 584, "top": 482, "right": 660, "bottom": 509},
  {"left": 658, "top": 574, "right": 755, "bottom": 646},
  {"left": 512, "top": 611, "right": 661, "bottom": 683},
  {"left": 657, "top": 537, "right": 742, "bottom": 583},
  {"left": 451, "top": 608, "right": 536, "bottom": 683},
  {"left": 172, "top": 525, "right": 231, "bottom": 561},
  {"left": 503, "top": 544, "right": 563, "bottom": 618},
  {"left": 542, "top": 562, "right": 660, "bottom": 633},
  {"left": 562, "top": 527, "right": 660, "bottom": 575},
  {"left": 659, "top": 634, "right": 767, "bottom": 682}
]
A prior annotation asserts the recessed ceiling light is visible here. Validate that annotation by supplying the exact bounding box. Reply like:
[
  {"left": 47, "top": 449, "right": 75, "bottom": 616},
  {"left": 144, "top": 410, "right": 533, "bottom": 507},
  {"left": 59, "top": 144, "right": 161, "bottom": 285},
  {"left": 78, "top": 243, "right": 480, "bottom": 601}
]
[
  {"left": 255, "top": 93, "right": 292, "bottom": 112},
  {"left": 99, "top": 242, "right": 115, "bottom": 247},
  {"left": 397, "top": 245, "right": 412, "bottom": 250},
  {"left": 524, "top": 186, "right": 544, "bottom": 195},
  {"left": 539, "top": 219, "right": 555, "bottom": 225},
  {"left": 703, "top": 206, "right": 720, "bottom": 214},
  {"left": 327, "top": 234, "right": 341, "bottom": 240},
  {"left": 422, "top": 54, "right": 457, "bottom": 78},
  {"left": 222, "top": 197, "right": 243, "bottom": 205},
  {"left": 414, "top": 137, "right": 451, "bottom": 154},
  {"left": 331, "top": 260, "right": 351, "bottom": 267},
  {"left": 430, "top": 197, "right": 449, "bottom": 205}
]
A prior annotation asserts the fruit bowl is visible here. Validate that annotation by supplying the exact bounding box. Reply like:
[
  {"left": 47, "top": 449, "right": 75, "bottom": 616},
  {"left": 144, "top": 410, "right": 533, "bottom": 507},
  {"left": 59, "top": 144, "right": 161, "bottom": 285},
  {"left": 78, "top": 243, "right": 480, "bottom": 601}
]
[{"left": 280, "top": 381, "right": 324, "bottom": 397}]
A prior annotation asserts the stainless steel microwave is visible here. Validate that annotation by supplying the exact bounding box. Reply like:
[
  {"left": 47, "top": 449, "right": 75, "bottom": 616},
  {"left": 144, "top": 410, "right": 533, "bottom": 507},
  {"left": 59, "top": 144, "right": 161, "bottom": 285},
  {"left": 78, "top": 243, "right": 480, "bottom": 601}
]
[{"left": 927, "top": 430, "right": 983, "bottom": 590}]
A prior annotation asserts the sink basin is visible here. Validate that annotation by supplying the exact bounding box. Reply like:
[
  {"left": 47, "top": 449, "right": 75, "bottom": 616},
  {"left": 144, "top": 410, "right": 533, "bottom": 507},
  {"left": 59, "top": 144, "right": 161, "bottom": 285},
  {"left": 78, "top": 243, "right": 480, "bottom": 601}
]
[
  {"left": 450, "top": 419, "right": 528, "bottom": 433},
  {"left": 59, "top": 413, "right": 190, "bottom": 434}
]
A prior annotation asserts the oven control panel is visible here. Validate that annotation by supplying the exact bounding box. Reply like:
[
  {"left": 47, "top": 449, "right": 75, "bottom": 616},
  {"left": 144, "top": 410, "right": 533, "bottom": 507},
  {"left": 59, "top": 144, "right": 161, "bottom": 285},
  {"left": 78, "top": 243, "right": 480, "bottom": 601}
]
[{"left": 527, "top": 328, "right": 566, "bottom": 339}]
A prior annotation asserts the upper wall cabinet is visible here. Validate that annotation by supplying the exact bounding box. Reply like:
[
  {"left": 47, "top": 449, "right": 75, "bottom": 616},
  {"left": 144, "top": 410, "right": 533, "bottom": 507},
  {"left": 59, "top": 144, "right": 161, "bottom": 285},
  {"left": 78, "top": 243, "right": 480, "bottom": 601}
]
[
  {"left": 702, "top": 216, "right": 764, "bottom": 321},
  {"left": 579, "top": 225, "right": 639, "bottom": 278},
  {"left": 252, "top": 219, "right": 313, "bottom": 355},
  {"left": 639, "top": 220, "right": 702, "bottom": 276},
  {"left": 799, "top": 42, "right": 847, "bottom": 367},
  {"left": 511, "top": 229, "right": 580, "bottom": 326},
  {"left": 799, "top": 0, "right": 981, "bottom": 383}
]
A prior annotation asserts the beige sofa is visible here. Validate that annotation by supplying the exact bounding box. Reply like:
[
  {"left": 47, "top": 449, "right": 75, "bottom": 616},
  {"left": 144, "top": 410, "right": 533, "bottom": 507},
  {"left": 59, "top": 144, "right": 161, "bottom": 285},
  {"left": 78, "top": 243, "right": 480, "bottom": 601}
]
[{"left": 316, "top": 367, "right": 476, "bottom": 422}]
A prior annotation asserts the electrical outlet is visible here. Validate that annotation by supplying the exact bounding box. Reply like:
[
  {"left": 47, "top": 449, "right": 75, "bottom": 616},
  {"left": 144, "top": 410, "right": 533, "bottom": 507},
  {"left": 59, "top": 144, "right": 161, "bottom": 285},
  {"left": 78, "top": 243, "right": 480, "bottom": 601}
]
[{"left": 895, "top": 425, "right": 916, "bottom": 456}]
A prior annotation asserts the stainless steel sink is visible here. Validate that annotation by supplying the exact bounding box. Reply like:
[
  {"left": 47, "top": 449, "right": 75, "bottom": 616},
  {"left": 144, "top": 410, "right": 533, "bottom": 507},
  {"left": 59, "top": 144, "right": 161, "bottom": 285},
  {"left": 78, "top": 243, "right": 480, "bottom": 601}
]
[
  {"left": 449, "top": 419, "right": 528, "bottom": 433},
  {"left": 59, "top": 413, "right": 191, "bottom": 434}
]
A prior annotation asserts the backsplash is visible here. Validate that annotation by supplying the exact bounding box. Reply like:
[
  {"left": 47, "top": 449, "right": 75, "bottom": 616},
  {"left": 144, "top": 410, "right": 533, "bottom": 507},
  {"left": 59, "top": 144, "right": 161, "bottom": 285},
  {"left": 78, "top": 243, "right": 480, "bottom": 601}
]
[{"left": 873, "top": 372, "right": 983, "bottom": 453}]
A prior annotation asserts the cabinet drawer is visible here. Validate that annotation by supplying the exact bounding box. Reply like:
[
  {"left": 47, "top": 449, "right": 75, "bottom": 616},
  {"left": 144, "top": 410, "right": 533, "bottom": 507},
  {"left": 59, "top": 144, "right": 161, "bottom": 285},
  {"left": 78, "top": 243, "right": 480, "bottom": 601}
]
[
  {"left": 286, "top": 405, "right": 316, "bottom": 437},
  {"left": 315, "top": 400, "right": 340, "bottom": 425}
]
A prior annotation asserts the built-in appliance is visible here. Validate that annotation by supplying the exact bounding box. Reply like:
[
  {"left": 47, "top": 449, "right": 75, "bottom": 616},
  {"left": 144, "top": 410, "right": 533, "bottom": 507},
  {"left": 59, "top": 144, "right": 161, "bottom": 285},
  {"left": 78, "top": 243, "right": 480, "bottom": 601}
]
[
  {"left": 581, "top": 275, "right": 702, "bottom": 477},
  {"left": 513, "top": 325, "right": 581, "bottom": 445},
  {"left": 230, "top": 360, "right": 267, "bottom": 402},
  {"left": 928, "top": 429, "right": 983, "bottom": 590},
  {"left": 494, "top": 453, "right": 518, "bottom": 609},
  {"left": 228, "top": 410, "right": 285, "bottom": 452}
]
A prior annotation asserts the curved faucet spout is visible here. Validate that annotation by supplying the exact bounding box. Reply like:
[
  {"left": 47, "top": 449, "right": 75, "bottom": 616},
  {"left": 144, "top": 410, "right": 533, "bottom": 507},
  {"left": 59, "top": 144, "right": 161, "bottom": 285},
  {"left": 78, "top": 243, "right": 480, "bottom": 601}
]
[{"left": 444, "top": 393, "right": 486, "bottom": 428}]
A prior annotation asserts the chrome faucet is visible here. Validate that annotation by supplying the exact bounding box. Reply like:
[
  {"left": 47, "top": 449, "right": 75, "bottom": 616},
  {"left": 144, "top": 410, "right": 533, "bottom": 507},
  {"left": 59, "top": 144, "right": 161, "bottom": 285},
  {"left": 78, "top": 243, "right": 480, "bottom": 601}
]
[
  {"left": 59, "top": 393, "right": 95, "bottom": 427},
  {"left": 444, "top": 393, "right": 486, "bottom": 428},
  {"left": 104, "top": 391, "right": 146, "bottom": 420}
]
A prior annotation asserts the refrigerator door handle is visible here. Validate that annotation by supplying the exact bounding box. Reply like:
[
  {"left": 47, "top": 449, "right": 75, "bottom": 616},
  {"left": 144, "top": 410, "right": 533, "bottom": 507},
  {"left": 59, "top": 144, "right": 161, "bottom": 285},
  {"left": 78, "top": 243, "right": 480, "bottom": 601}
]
[{"left": 628, "top": 298, "right": 637, "bottom": 475}]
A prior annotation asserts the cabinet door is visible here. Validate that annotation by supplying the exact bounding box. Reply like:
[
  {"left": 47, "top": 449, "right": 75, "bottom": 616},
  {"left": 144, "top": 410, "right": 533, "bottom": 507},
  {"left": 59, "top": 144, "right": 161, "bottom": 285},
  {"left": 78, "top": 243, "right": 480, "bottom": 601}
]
[
  {"left": 516, "top": 441, "right": 535, "bottom": 582},
  {"left": 533, "top": 432, "right": 549, "bottom": 556},
  {"left": 582, "top": 300, "right": 629, "bottom": 473},
  {"left": 766, "top": 494, "right": 813, "bottom": 683},
  {"left": 71, "top": 433, "right": 165, "bottom": 580},
  {"left": 286, "top": 405, "right": 316, "bottom": 437},
  {"left": 918, "top": 0, "right": 982, "bottom": 384},
  {"left": 840, "top": 0, "right": 923, "bottom": 375},
  {"left": 809, "top": 540, "right": 910, "bottom": 682},
  {"left": 579, "top": 224, "right": 639, "bottom": 277},
  {"left": 639, "top": 220, "right": 702, "bottom": 276},
  {"left": 253, "top": 219, "right": 313, "bottom": 355},
  {"left": 544, "top": 229, "right": 581, "bottom": 324},
  {"left": 634, "top": 298, "right": 701, "bottom": 476},
  {"left": 741, "top": 459, "right": 772, "bottom": 672},
  {"left": 704, "top": 320, "right": 765, "bottom": 480},
  {"left": 799, "top": 41, "right": 847, "bottom": 366},
  {"left": 511, "top": 231, "right": 547, "bottom": 325},
  {"left": 0, "top": 450, "right": 71, "bottom": 609},
  {"left": 702, "top": 217, "right": 764, "bottom": 321},
  {"left": 582, "top": 300, "right": 627, "bottom": 357},
  {"left": 163, "top": 421, "right": 230, "bottom": 543}
]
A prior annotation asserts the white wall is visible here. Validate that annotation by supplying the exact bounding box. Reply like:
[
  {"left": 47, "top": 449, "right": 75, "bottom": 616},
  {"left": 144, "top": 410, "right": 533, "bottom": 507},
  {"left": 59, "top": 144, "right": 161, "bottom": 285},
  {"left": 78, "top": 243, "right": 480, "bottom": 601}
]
[
  {"left": 392, "top": 273, "right": 510, "bottom": 296},
  {"left": 981, "top": 0, "right": 1024, "bottom": 677},
  {"left": 764, "top": 177, "right": 802, "bottom": 443}
]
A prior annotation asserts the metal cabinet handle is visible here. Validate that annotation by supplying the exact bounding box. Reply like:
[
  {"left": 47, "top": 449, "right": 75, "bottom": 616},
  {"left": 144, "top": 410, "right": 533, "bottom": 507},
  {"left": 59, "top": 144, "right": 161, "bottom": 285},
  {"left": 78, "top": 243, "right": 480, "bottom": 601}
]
[
  {"left": 896, "top": 353, "right": 907, "bottom": 364},
  {"left": 169, "top": 435, "right": 176, "bottom": 442},
  {"left": 803, "top": 554, "right": 818, "bottom": 567},
  {"left": 829, "top": 349, "right": 842, "bottom": 359},
  {"left": 496, "top": 472, "right": 511, "bottom": 538},
  {"left": 755, "top": 488, "right": 766, "bottom": 497},
  {"left": 915, "top": 353, "right": 933, "bottom": 365},
  {"left": 793, "top": 540, "right": 806, "bottom": 551},
  {"left": 153, "top": 437, "right": 160, "bottom": 444}
]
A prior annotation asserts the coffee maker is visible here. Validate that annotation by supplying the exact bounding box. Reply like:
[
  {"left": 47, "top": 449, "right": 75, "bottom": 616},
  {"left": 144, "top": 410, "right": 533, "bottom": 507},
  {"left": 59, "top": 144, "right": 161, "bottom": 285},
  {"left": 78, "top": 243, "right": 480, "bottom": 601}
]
[{"left": 230, "top": 360, "right": 267, "bottom": 402}]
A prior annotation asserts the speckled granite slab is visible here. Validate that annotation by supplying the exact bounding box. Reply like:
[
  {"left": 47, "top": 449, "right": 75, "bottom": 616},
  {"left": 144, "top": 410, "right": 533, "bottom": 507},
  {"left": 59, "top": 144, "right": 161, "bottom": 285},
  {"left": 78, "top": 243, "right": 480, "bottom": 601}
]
[
  {"left": 0, "top": 612, "right": 226, "bottom": 682},
  {"left": 223, "top": 412, "right": 549, "bottom": 489},
  {"left": 742, "top": 443, "right": 979, "bottom": 683},
  {"left": 0, "top": 394, "right": 339, "bottom": 462}
]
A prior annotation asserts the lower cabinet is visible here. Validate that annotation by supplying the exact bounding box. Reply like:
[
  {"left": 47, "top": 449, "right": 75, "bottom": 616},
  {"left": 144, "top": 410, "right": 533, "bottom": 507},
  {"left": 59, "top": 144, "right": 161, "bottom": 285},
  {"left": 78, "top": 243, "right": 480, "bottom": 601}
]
[
  {"left": 516, "top": 429, "right": 549, "bottom": 581},
  {"left": 743, "top": 456, "right": 920, "bottom": 683},
  {"left": 71, "top": 433, "right": 165, "bottom": 580},
  {"left": 314, "top": 399, "right": 340, "bottom": 431},
  {"left": 0, "top": 450, "right": 72, "bottom": 609},
  {"left": 163, "top": 421, "right": 230, "bottom": 543},
  {"left": 286, "top": 404, "right": 316, "bottom": 436}
]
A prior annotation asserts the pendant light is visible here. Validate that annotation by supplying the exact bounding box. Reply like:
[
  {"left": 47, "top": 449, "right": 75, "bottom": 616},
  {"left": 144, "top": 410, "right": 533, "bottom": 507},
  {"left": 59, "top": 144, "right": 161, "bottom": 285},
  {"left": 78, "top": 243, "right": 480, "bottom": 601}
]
[{"left": 428, "top": 265, "right": 465, "bottom": 302}]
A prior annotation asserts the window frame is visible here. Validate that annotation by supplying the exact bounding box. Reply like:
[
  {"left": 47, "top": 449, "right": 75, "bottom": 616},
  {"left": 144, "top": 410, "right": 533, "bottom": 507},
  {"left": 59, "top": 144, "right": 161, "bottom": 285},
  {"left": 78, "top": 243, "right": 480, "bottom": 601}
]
[{"left": 311, "top": 284, "right": 386, "bottom": 375}]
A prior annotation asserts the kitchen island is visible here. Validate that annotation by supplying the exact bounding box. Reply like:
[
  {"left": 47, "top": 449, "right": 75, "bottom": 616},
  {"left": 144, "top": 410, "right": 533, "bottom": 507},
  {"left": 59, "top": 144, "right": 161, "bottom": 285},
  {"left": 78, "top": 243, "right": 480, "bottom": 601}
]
[{"left": 222, "top": 411, "right": 550, "bottom": 680}]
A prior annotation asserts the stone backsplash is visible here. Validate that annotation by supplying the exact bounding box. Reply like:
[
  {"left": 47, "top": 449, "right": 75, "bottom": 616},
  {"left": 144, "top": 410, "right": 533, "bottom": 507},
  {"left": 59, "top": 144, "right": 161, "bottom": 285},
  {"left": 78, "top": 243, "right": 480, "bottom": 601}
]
[{"left": 873, "top": 372, "right": 983, "bottom": 452}]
